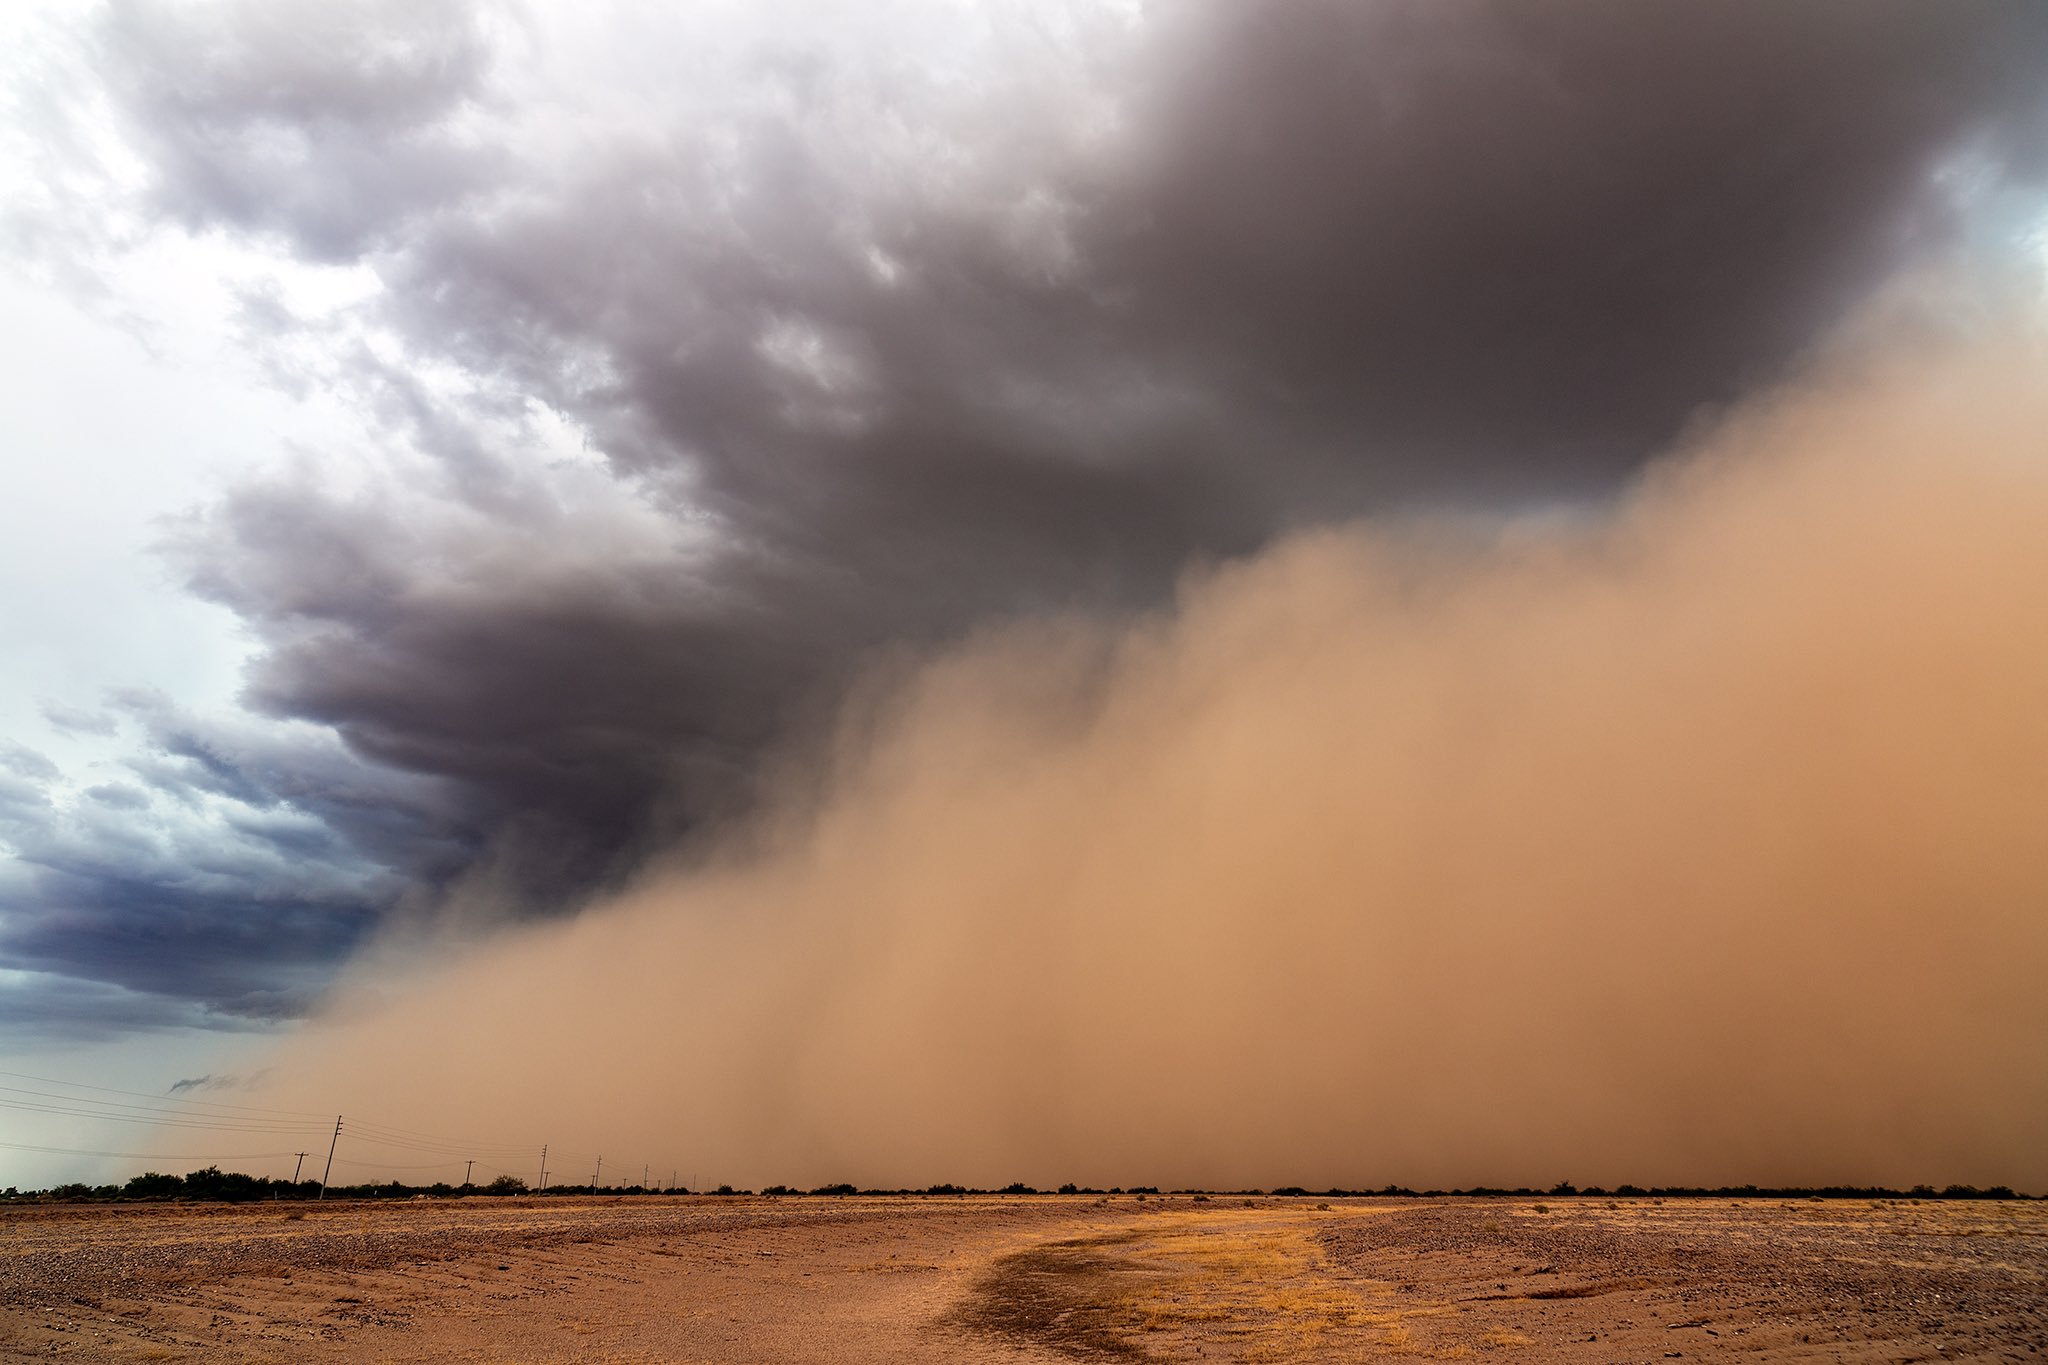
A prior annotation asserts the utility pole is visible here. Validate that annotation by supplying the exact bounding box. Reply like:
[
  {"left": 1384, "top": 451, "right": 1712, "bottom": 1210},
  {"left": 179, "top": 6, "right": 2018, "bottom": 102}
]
[
  {"left": 464, "top": 1160, "right": 475, "bottom": 1189},
  {"left": 592, "top": 1155, "right": 601, "bottom": 1194},
  {"left": 291, "top": 1152, "right": 308, "bottom": 1186},
  {"left": 642, "top": 1163, "right": 649, "bottom": 1192},
  {"left": 539, "top": 1145, "right": 548, "bottom": 1193},
  {"left": 671, "top": 1170, "right": 678, "bottom": 1194},
  {"left": 318, "top": 1116, "right": 342, "bottom": 1200}
]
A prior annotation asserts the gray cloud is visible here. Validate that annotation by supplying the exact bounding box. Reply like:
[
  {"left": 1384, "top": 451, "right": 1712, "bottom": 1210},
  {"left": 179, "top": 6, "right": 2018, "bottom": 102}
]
[
  {"left": 39, "top": 703, "right": 119, "bottom": 739},
  {"left": 0, "top": 965, "right": 314, "bottom": 1043},
  {"left": 10, "top": 0, "right": 2048, "bottom": 1033},
  {"left": 0, "top": 743, "right": 61, "bottom": 784},
  {"left": 94, "top": 0, "right": 507, "bottom": 259}
]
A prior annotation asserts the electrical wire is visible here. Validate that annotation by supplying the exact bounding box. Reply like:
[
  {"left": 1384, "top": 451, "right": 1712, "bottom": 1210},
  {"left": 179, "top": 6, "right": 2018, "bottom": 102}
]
[
  {"left": 0, "top": 1074, "right": 671, "bottom": 1186},
  {"left": 0, "top": 1140, "right": 304, "bottom": 1162},
  {"left": 0, "top": 1098, "right": 327, "bottom": 1135},
  {"left": 0, "top": 1086, "right": 326, "bottom": 1129},
  {"left": 0, "top": 1070, "right": 330, "bottom": 1118}
]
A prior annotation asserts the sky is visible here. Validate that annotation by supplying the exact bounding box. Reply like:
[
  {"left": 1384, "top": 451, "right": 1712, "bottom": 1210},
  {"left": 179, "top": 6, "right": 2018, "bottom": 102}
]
[{"left": 2, "top": 0, "right": 2048, "bottom": 1191}]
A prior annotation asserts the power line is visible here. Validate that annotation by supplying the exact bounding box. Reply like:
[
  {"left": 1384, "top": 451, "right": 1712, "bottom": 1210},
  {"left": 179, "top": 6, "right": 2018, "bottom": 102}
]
[
  {"left": 318, "top": 1116, "right": 340, "bottom": 1200},
  {"left": 0, "top": 1099, "right": 328, "bottom": 1135},
  {"left": 0, "top": 1073, "right": 616, "bottom": 1167},
  {"left": 0, "top": 1090, "right": 533, "bottom": 1157},
  {"left": 0, "top": 1140, "right": 304, "bottom": 1162},
  {"left": 0, "top": 1079, "right": 679, "bottom": 1195},
  {"left": 0, "top": 1071, "right": 329, "bottom": 1118},
  {"left": 0, "top": 1084, "right": 318, "bottom": 1124},
  {"left": 0, "top": 1100, "right": 582, "bottom": 1170}
]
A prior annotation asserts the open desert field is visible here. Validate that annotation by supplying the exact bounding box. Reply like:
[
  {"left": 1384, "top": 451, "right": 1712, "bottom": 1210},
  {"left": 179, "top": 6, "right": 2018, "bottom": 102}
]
[{"left": 2, "top": 1195, "right": 2043, "bottom": 1363}]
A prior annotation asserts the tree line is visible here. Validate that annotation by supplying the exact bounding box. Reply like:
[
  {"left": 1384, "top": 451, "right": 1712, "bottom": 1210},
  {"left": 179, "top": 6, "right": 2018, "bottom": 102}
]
[{"left": 0, "top": 1172, "right": 2032, "bottom": 1203}]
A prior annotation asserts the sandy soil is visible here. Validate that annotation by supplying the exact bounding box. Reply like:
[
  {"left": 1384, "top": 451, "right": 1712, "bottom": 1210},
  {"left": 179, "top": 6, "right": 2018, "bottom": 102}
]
[{"left": 2, "top": 1195, "right": 2042, "bottom": 1362}]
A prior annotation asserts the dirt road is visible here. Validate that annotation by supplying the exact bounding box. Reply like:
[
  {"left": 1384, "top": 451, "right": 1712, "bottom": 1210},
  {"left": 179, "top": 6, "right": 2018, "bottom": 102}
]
[{"left": 2, "top": 1195, "right": 2042, "bottom": 1361}]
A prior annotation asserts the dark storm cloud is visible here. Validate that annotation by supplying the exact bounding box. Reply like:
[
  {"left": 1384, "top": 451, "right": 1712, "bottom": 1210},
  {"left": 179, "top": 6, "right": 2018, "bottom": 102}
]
[
  {"left": 25, "top": 0, "right": 2048, "bottom": 1020},
  {"left": 0, "top": 696, "right": 458, "bottom": 1034},
  {"left": 0, "top": 870, "right": 360, "bottom": 1025},
  {"left": 108, "top": 691, "right": 473, "bottom": 877},
  {"left": 1110, "top": 1, "right": 2048, "bottom": 487},
  {"left": 0, "top": 975, "right": 266, "bottom": 1043}
]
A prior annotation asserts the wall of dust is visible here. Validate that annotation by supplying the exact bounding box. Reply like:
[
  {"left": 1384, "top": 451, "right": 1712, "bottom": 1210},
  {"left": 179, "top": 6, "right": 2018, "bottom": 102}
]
[{"left": 248, "top": 312, "right": 2048, "bottom": 1192}]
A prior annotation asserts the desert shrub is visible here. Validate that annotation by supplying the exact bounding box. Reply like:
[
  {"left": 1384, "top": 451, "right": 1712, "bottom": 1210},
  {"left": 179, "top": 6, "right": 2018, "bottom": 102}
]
[{"left": 484, "top": 1175, "right": 528, "bottom": 1195}]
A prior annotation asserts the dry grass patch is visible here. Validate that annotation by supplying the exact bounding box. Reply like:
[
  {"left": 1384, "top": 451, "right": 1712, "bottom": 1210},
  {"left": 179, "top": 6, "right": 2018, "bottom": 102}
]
[{"left": 953, "top": 1209, "right": 1457, "bottom": 1361}]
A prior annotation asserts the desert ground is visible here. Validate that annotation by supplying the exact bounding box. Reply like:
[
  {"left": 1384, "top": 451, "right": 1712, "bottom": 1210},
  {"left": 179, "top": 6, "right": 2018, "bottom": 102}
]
[{"left": 1, "top": 1194, "right": 2042, "bottom": 1363}]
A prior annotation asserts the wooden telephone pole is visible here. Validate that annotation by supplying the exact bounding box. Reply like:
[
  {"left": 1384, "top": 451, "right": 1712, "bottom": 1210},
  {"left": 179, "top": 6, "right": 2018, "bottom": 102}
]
[{"left": 318, "top": 1116, "right": 342, "bottom": 1200}]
